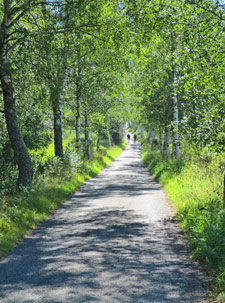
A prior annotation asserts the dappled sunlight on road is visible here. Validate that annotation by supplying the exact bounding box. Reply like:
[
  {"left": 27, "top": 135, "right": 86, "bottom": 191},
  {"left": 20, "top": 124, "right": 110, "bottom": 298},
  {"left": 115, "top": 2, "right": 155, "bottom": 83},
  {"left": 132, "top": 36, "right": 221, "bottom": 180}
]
[{"left": 0, "top": 144, "right": 206, "bottom": 303}]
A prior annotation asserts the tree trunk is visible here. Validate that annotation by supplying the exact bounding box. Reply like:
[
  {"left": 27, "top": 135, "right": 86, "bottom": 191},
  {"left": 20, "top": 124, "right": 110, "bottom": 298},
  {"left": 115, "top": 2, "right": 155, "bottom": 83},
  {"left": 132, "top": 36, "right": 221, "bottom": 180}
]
[
  {"left": 106, "top": 121, "right": 112, "bottom": 148},
  {"left": 84, "top": 108, "right": 90, "bottom": 159},
  {"left": 163, "top": 128, "right": 167, "bottom": 155},
  {"left": 166, "top": 126, "right": 171, "bottom": 158},
  {"left": 151, "top": 130, "right": 155, "bottom": 151},
  {"left": 223, "top": 172, "right": 225, "bottom": 206},
  {"left": 159, "top": 126, "right": 163, "bottom": 155},
  {"left": 139, "top": 126, "right": 144, "bottom": 138},
  {"left": 51, "top": 76, "right": 64, "bottom": 160},
  {"left": 0, "top": 2, "right": 33, "bottom": 188},
  {"left": 172, "top": 130, "right": 176, "bottom": 158},
  {"left": 171, "top": 32, "right": 180, "bottom": 158},
  {"left": 76, "top": 87, "right": 81, "bottom": 157},
  {"left": 76, "top": 45, "right": 82, "bottom": 157},
  {"left": 173, "top": 64, "right": 180, "bottom": 157},
  {"left": 97, "top": 129, "right": 101, "bottom": 151}
]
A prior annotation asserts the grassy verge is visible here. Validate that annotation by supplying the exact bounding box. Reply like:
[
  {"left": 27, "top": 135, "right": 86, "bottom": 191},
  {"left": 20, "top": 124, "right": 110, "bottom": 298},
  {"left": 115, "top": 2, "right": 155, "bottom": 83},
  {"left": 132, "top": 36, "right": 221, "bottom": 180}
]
[
  {"left": 0, "top": 142, "right": 126, "bottom": 259},
  {"left": 141, "top": 143, "right": 225, "bottom": 302}
]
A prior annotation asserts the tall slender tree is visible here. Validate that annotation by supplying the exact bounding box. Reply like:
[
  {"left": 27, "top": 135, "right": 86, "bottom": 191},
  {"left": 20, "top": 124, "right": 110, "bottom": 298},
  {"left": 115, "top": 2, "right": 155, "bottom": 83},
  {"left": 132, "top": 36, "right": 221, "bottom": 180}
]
[{"left": 0, "top": 1, "right": 37, "bottom": 188}]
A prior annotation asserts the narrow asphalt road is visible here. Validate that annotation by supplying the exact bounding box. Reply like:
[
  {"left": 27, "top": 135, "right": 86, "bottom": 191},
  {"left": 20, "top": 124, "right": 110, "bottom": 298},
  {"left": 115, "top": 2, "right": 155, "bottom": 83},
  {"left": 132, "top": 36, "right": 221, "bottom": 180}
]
[{"left": 0, "top": 143, "right": 207, "bottom": 303}]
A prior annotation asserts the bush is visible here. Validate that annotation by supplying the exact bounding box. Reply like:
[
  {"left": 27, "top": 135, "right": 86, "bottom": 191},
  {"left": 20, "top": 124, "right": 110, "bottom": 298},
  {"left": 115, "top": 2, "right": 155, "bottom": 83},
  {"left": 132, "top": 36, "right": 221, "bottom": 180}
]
[
  {"left": 0, "top": 162, "right": 18, "bottom": 197},
  {"left": 0, "top": 143, "right": 125, "bottom": 258},
  {"left": 141, "top": 143, "right": 225, "bottom": 299}
]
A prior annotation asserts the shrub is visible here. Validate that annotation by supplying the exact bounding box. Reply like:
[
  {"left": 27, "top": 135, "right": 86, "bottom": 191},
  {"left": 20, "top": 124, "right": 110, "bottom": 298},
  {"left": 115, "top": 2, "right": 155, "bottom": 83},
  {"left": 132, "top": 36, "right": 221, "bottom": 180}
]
[
  {"left": 0, "top": 143, "right": 125, "bottom": 258},
  {"left": 0, "top": 162, "right": 18, "bottom": 197},
  {"left": 141, "top": 143, "right": 225, "bottom": 299}
]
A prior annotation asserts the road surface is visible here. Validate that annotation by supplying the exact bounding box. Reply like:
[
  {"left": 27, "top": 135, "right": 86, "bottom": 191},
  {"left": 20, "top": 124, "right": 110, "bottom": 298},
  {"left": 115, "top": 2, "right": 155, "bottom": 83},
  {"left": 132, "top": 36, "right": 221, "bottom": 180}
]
[{"left": 0, "top": 143, "right": 207, "bottom": 302}]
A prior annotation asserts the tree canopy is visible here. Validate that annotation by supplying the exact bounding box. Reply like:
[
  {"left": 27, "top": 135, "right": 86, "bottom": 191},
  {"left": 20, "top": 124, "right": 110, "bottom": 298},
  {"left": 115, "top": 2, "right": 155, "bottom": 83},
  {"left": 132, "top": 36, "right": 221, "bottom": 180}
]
[{"left": 0, "top": 0, "right": 224, "bottom": 188}]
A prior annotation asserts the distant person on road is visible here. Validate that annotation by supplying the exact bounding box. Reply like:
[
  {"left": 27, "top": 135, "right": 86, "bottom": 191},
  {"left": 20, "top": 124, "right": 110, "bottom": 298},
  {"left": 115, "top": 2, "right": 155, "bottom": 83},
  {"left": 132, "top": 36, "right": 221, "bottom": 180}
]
[
  {"left": 127, "top": 133, "right": 130, "bottom": 143},
  {"left": 134, "top": 134, "right": 137, "bottom": 143}
]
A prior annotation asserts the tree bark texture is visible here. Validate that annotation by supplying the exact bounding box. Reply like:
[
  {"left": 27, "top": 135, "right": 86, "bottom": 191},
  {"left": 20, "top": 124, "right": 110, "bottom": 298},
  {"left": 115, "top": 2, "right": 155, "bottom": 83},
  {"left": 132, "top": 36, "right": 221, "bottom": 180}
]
[
  {"left": 166, "top": 126, "right": 170, "bottom": 158},
  {"left": 159, "top": 126, "right": 163, "bottom": 155},
  {"left": 171, "top": 32, "right": 180, "bottom": 158},
  {"left": 76, "top": 83, "right": 81, "bottom": 157},
  {"left": 51, "top": 77, "right": 64, "bottom": 160},
  {"left": 76, "top": 45, "right": 82, "bottom": 157},
  {"left": 84, "top": 108, "right": 90, "bottom": 159},
  {"left": 97, "top": 129, "right": 101, "bottom": 151},
  {"left": 106, "top": 121, "right": 112, "bottom": 148},
  {"left": 173, "top": 64, "right": 180, "bottom": 157},
  {"left": 0, "top": 1, "right": 33, "bottom": 188},
  {"left": 223, "top": 172, "right": 225, "bottom": 206}
]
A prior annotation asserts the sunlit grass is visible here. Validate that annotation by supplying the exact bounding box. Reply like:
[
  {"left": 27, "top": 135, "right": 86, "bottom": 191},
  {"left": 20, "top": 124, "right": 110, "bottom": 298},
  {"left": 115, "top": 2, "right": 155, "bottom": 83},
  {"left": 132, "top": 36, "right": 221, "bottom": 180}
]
[
  {"left": 141, "top": 143, "right": 225, "bottom": 299},
  {"left": 0, "top": 142, "right": 126, "bottom": 258}
]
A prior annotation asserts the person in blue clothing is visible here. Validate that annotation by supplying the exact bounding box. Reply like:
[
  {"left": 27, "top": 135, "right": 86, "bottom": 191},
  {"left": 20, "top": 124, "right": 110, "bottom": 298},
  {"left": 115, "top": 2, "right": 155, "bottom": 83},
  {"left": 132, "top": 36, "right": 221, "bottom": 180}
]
[
  {"left": 127, "top": 133, "right": 130, "bottom": 143},
  {"left": 134, "top": 134, "right": 137, "bottom": 143}
]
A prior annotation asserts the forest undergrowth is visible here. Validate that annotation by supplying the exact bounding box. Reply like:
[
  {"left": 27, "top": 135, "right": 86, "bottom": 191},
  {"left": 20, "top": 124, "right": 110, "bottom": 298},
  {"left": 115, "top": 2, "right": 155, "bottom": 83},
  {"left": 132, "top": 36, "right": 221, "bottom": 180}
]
[
  {"left": 0, "top": 142, "right": 126, "bottom": 259},
  {"left": 141, "top": 142, "right": 225, "bottom": 302}
]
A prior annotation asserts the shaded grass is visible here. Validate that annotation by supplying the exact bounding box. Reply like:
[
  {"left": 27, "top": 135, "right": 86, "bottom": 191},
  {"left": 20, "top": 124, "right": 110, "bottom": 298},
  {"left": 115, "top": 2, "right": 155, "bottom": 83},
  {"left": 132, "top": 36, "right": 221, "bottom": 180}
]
[
  {"left": 141, "top": 143, "right": 225, "bottom": 300},
  {"left": 0, "top": 143, "right": 126, "bottom": 258}
]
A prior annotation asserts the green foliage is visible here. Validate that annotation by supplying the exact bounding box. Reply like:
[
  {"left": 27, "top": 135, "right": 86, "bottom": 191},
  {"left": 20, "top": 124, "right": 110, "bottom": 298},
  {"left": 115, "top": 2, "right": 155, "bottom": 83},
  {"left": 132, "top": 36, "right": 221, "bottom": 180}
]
[
  {"left": 1, "top": 1, "right": 225, "bottom": 299},
  {"left": 108, "top": 113, "right": 125, "bottom": 145},
  {"left": 125, "top": 0, "right": 225, "bottom": 154},
  {"left": 142, "top": 142, "right": 225, "bottom": 298},
  {"left": 142, "top": 148, "right": 185, "bottom": 183},
  {"left": 0, "top": 142, "right": 125, "bottom": 258}
]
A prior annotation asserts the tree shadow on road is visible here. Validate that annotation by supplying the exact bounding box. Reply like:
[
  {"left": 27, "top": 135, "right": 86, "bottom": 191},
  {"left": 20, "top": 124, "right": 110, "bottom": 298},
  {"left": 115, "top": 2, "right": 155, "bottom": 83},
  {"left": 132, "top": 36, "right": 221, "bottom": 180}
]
[
  {"left": 0, "top": 143, "right": 207, "bottom": 303},
  {"left": 0, "top": 208, "right": 207, "bottom": 303}
]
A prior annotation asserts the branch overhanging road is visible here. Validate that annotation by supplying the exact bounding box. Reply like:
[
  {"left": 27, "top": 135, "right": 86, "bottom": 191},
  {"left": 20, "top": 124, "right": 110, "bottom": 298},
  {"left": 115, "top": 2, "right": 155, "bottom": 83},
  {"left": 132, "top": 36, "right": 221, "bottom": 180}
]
[{"left": 0, "top": 143, "right": 207, "bottom": 303}]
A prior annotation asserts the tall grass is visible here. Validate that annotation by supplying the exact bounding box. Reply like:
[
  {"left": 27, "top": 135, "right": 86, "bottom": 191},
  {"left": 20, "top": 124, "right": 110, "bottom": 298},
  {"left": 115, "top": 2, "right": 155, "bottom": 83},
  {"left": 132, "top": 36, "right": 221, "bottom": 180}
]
[
  {"left": 142, "top": 143, "right": 225, "bottom": 300},
  {"left": 0, "top": 142, "right": 126, "bottom": 259}
]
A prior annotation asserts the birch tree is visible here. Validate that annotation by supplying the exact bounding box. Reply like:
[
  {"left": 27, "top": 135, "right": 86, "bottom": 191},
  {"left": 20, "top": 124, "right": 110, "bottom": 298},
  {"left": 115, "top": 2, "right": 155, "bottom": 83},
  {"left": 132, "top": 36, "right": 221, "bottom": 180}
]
[{"left": 0, "top": 1, "right": 41, "bottom": 188}]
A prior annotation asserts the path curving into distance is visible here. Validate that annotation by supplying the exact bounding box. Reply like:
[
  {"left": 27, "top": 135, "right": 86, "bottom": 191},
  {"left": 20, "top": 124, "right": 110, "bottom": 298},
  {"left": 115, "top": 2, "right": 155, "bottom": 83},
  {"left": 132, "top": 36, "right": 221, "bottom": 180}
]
[{"left": 0, "top": 143, "right": 207, "bottom": 302}]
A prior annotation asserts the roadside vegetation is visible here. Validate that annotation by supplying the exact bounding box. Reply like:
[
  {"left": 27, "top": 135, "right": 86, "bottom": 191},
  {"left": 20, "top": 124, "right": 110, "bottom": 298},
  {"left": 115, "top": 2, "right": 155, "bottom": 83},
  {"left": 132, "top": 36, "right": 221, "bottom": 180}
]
[
  {"left": 0, "top": 1, "right": 224, "bottom": 301},
  {"left": 0, "top": 1, "right": 127, "bottom": 259},
  {"left": 141, "top": 140, "right": 225, "bottom": 302},
  {"left": 0, "top": 139, "right": 126, "bottom": 258}
]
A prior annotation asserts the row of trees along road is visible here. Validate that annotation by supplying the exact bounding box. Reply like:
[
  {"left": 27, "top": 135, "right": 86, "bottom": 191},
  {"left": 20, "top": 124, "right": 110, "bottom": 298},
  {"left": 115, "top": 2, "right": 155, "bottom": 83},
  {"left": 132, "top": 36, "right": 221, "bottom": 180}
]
[
  {"left": 0, "top": 0, "right": 224, "bottom": 190},
  {"left": 0, "top": 0, "right": 128, "bottom": 189},
  {"left": 124, "top": 0, "right": 225, "bottom": 158}
]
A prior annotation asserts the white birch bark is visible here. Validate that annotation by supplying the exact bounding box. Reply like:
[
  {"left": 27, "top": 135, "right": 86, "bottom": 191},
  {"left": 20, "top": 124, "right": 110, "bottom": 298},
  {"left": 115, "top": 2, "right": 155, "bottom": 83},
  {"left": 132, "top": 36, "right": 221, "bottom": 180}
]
[
  {"left": 171, "top": 32, "right": 180, "bottom": 158},
  {"left": 106, "top": 121, "right": 112, "bottom": 147},
  {"left": 173, "top": 64, "right": 180, "bottom": 158}
]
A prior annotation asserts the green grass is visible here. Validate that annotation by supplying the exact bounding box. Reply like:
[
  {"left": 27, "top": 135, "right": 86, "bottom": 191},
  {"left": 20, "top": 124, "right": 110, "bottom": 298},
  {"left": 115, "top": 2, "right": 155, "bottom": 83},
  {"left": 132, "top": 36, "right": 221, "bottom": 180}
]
[
  {"left": 29, "top": 130, "right": 75, "bottom": 159},
  {"left": 141, "top": 143, "right": 225, "bottom": 300},
  {"left": 0, "top": 142, "right": 126, "bottom": 259}
]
